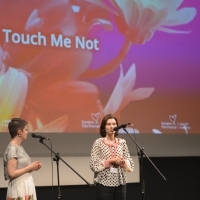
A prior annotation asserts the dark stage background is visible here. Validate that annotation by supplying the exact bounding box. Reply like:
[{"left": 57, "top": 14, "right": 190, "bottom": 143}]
[{"left": 1, "top": 157, "right": 200, "bottom": 200}]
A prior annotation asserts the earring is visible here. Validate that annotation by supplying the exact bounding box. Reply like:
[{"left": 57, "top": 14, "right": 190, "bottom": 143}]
[{"left": 103, "top": 129, "right": 106, "bottom": 133}]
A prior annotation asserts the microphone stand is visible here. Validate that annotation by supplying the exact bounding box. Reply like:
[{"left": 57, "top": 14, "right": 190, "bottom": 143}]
[
  {"left": 122, "top": 128, "right": 167, "bottom": 200},
  {"left": 38, "top": 138, "right": 93, "bottom": 199},
  {"left": 139, "top": 147, "right": 145, "bottom": 200},
  {"left": 53, "top": 152, "right": 61, "bottom": 199}
]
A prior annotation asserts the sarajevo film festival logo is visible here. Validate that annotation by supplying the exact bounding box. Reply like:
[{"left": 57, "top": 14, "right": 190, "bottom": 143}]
[
  {"left": 81, "top": 113, "right": 100, "bottom": 129},
  {"left": 169, "top": 115, "right": 177, "bottom": 125},
  {"left": 91, "top": 113, "right": 100, "bottom": 124}
]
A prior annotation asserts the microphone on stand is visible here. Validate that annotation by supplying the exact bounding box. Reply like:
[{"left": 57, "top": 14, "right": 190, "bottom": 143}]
[
  {"left": 31, "top": 133, "right": 49, "bottom": 140},
  {"left": 113, "top": 123, "right": 132, "bottom": 131}
]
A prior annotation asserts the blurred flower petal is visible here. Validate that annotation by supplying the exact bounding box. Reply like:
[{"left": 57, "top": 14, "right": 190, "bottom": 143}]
[
  {"left": 25, "top": 9, "right": 44, "bottom": 32},
  {"left": 33, "top": 115, "right": 68, "bottom": 132},
  {"left": 32, "top": 80, "right": 100, "bottom": 114},
  {"left": 104, "top": 66, "right": 124, "bottom": 114},
  {"left": 0, "top": 67, "right": 28, "bottom": 130},
  {"left": 104, "top": 63, "right": 154, "bottom": 115},
  {"left": 152, "top": 129, "right": 162, "bottom": 134},
  {"left": 0, "top": 47, "right": 9, "bottom": 75},
  {"left": 156, "top": 26, "right": 191, "bottom": 34},
  {"left": 27, "top": 48, "right": 92, "bottom": 95},
  {"left": 162, "top": 7, "right": 197, "bottom": 26},
  {"left": 123, "top": 63, "right": 136, "bottom": 96},
  {"left": 118, "top": 127, "right": 140, "bottom": 134},
  {"left": 127, "top": 87, "right": 155, "bottom": 101},
  {"left": 88, "top": 18, "right": 113, "bottom": 31},
  {"left": 86, "top": 0, "right": 118, "bottom": 15},
  {"left": 111, "top": 0, "right": 197, "bottom": 43}
]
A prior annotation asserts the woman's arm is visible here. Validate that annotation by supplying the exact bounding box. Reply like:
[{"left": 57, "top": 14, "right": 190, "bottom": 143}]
[
  {"left": 122, "top": 140, "right": 134, "bottom": 172},
  {"left": 7, "top": 158, "right": 41, "bottom": 179}
]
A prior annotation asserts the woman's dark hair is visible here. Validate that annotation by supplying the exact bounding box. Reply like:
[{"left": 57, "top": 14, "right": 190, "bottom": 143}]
[
  {"left": 100, "top": 114, "right": 119, "bottom": 137},
  {"left": 8, "top": 118, "right": 27, "bottom": 138}
]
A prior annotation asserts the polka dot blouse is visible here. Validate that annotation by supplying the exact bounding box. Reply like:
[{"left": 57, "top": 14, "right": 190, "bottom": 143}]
[{"left": 90, "top": 137, "right": 134, "bottom": 187}]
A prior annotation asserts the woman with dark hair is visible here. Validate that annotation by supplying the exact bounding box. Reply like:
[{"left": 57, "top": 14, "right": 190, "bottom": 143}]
[
  {"left": 90, "top": 114, "right": 134, "bottom": 200},
  {"left": 3, "top": 118, "right": 42, "bottom": 200}
]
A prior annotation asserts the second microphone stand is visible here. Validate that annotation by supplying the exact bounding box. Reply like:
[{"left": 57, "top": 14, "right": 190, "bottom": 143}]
[
  {"left": 38, "top": 138, "right": 93, "bottom": 199},
  {"left": 122, "top": 128, "right": 167, "bottom": 200}
]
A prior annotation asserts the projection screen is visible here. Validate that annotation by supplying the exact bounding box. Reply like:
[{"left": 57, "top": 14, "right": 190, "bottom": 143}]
[{"left": 0, "top": 0, "right": 200, "bottom": 157}]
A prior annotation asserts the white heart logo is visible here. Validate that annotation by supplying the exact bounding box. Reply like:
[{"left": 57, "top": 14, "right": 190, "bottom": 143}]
[
  {"left": 91, "top": 113, "right": 100, "bottom": 124},
  {"left": 169, "top": 115, "right": 177, "bottom": 125}
]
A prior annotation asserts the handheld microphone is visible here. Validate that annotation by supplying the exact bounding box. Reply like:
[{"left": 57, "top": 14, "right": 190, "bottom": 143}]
[
  {"left": 113, "top": 123, "right": 131, "bottom": 131},
  {"left": 31, "top": 133, "right": 49, "bottom": 140}
]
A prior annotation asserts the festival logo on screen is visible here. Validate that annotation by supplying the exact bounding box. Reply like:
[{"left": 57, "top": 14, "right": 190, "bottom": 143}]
[
  {"left": 81, "top": 113, "right": 100, "bottom": 129},
  {"left": 161, "top": 114, "right": 191, "bottom": 133},
  {"left": 0, "top": 119, "right": 10, "bottom": 129}
]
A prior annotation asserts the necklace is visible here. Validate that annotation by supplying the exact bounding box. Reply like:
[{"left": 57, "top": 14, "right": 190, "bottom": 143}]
[{"left": 103, "top": 137, "right": 119, "bottom": 147}]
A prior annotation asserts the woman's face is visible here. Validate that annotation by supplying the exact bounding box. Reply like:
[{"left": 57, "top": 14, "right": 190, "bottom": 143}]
[
  {"left": 18, "top": 125, "right": 29, "bottom": 140},
  {"left": 105, "top": 118, "right": 117, "bottom": 136}
]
